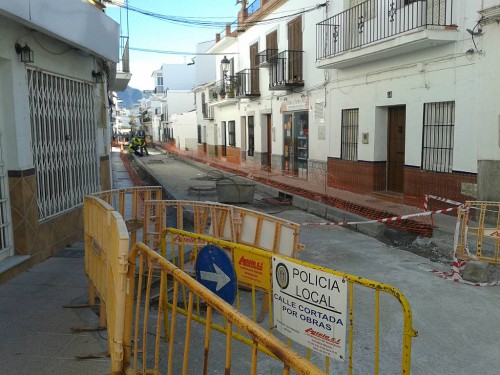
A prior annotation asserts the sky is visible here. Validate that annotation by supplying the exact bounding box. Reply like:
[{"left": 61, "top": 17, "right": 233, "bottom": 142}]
[{"left": 106, "top": 0, "right": 240, "bottom": 91}]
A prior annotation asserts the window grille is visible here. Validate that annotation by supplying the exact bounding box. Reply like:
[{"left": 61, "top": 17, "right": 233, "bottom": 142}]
[
  {"left": 314, "top": 100, "right": 325, "bottom": 122},
  {"left": 341, "top": 109, "right": 359, "bottom": 161},
  {"left": 228, "top": 121, "right": 236, "bottom": 147},
  {"left": 27, "top": 68, "right": 101, "bottom": 221},
  {"left": 422, "top": 101, "right": 455, "bottom": 173}
]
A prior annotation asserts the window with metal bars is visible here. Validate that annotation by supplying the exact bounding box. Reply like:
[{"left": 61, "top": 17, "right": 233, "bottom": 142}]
[
  {"left": 27, "top": 68, "right": 101, "bottom": 221},
  {"left": 421, "top": 101, "right": 455, "bottom": 173},
  {"left": 197, "top": 124, "right": 202, "bottom": 144},
  {"left": 228, "top": 121, "right": 236, "bottom": 147},
  {"left": 341, "top": 109, "right": 359, "bottom": 161}
]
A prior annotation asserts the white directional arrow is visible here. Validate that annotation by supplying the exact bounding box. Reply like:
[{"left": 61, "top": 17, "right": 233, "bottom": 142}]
[{"left": 200, "top": 264, "right": 231, "bottom": 291}]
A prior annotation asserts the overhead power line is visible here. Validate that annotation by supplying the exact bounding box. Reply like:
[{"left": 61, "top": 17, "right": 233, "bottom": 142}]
[
  {"left": 129, "top": 47, "right": 238, "bottom": 55},
  {"left": 106, "top": 1, "right": 326, "bottom": 30}
]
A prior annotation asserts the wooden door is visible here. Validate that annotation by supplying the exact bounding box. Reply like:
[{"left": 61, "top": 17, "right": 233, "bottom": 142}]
[{"left": 387, "top": 106, "right": 406, "bottom": 192}]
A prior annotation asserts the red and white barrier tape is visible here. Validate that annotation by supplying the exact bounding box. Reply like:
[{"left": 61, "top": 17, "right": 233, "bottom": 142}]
[
  {"left": 423, "top": 194, "right": 463, "bottom": 211},
  {"left": 430, "top": 258, "right": 500, "bottom": 286},
  {"left": 430, "top": 208, "right": 500, "bottom": 287},
  {"left": 303, "top": 205, "right": 461, "bottom": 227}
]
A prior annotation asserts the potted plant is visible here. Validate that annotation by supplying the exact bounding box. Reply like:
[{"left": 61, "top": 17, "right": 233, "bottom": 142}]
[
  {"left": 211, "top": 90, "right": 218, "bottom": 101},
  {"left": 226, "top": 77, "right": 238, "bottom": 98},
  {"left": 219, "top": 88, "right": 226, "bottom": 100}
]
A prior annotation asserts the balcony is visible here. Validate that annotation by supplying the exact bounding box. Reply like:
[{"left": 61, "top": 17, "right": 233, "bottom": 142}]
[
  {"left": 257, "top": 48, "right": 278, "bottom": 67},
  {"left": 202, "top": 103, "right": 214, "bottom": 119},
  {"left": 112, "top": 36, "right": 132, "bottom": 91},
  {"left": 155, "top": 85, "right": 165, "bottom": 95},
  {"left": 208, "top": 80, "right": 238, "bottom": 107},
  {"left": 268, "top": 50, "right": 304, "bottom": 91},
  {"left": 316, "top": 0, "right": 458, "bottom": 69},
  {"left": 235, "top": 69, "right": 260, "bottom": 97}
]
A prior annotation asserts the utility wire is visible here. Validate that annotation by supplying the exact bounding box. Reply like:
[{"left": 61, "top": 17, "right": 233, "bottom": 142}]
[
  {"left": 129, "top": 47, "right": 237, "bottom": 55},
  {"left": 108, "top": 2, "right": 326, "bottom": 30}
]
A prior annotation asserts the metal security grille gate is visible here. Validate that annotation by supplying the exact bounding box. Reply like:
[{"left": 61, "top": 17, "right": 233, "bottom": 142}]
[
  {"left": 0, "top": 132, "right": 12, "bottom": 261},
  {"left": 27, "top": 68, "right": 100, "bottom": 220}
]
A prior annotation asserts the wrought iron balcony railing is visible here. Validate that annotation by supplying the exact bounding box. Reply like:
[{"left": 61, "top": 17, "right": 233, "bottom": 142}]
[
  {"left": 235, "top": 69, "right": 260, "bottom": 97},
  {"left": 257, "top": 48, "right": 278, "bottom": 67},
  {"left": 316, "top": 0, "right": 455, "bottom": 60},
  {"left": 268, "top": 50, "right": 304, "bottom": 90}
]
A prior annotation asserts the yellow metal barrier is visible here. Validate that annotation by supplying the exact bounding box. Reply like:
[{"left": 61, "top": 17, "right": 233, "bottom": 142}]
[
  {"left": 83, "top": 189, "right": 417, "bottom": 373},
  {"left": 83, "top": 196, "right": 129, "bottom": 373},
  {"left": 123, "top": 242, "right": 325, "bottom": 375},
  {"left": 144, "top": 200, "right": 302, "bottom": 256},
  {"left": 161, "top": 229, "right": 418, "bottom": 375},
  {"left": 92, "top": 186, "right": 162, "bottom": 244},
  {"left": 457, "top": 201, "right": 500, "bottom": 264}
]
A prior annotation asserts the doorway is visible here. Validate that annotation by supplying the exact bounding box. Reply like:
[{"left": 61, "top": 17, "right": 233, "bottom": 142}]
[
  {"left": 266, "top": 114, "right": 272, "bottom": 167},
  {"left": 214, "top": 125, "right": 218, "bottom": 157},
  {"left": 283, "top": 111, "right": 308, "bottom": 176},
  {"left": 387, "top": 106, "right": 406, "bottom": 193},
  {"left": 221, "top": 121, "right": 227, "bottom": 157},
  {"left": 240, "top": 116, "right": 247, "bottom": 161}
]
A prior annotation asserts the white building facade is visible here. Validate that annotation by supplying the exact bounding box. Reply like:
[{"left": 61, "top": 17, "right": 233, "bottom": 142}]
[
  {"left": 0, "top": 0, "right": 121, "bottom": 274},
  {"left": 148, "top": 64, "right": 197, "bottom": 144},
  {"left": 191, "top": 0, "right": 500, "bottom": 205}
]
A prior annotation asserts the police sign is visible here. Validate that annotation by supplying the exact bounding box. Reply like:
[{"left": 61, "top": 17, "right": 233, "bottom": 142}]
[{"left": 272, "top": 257, "right": 347, "bottom": 361}]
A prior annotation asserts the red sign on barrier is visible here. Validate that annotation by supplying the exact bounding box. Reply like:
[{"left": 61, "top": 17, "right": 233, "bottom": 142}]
[{"left": 484, "top": 229, "right": 500, "bottom": 238}]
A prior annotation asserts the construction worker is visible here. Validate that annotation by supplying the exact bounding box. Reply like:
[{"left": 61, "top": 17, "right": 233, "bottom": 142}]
[
  {"left": 135, "top": 127, "right": 149, "bottom": 156},
  {"left": 128, "top": 136, "right": 143, "bottom": 157}
]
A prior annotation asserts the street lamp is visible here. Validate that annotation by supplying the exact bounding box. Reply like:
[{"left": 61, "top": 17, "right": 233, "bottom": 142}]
[
  {"left": 219, "top": 55, "right": 230, "bottom": 97},
  {"left": 221, "top": 55, "right": 230, "bottom": 76},
  {"left": 14, "top": 43, "right": 34, "bottom": 63}
]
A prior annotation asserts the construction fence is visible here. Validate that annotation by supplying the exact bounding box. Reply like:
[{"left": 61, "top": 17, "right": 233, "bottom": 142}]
[
  {"left": 456, "top": 201, "right": 500, "bottom": 264},
  {"left": 157, "top": 144, "right": 454, "bottom": 237},
  {"left": 83, "top": 187, "right": 418, "bottom": 374}
]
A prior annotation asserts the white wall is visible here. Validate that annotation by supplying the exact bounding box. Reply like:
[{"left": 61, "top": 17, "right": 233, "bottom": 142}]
[
  {"left": 0, "top": 15, "right": 112, "bottom": 169},
  {"left": 195, "top": 41, "right": 216, "bottom": 87},
  {"left": 0, "top": 0, "right": 119, "bottom": 62},
  {"left": 169, "top": 112, "right": 198, "bottom": 150},
  {"left": 168, "top": 91, "right": 195, "bottom": 116},
  {"left": 162, "top": 64, "right": 196, "bottom": 91},
  {"left": 326, "top": 22, "right": 484, "bottom": 173}
]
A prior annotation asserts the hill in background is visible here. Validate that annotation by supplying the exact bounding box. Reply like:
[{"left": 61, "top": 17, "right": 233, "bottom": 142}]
[{"left": 117, "top": 86, "right": 142, "bottom": 109}]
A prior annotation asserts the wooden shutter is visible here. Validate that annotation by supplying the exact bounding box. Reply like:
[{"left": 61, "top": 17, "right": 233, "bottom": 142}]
[
  {"left": 266, "top": 30, "right": 278, "bottom": 51},
  {"left": 287, "top": 17, "right": 303, "bottom": 82},
  {"left": 287, "top": 16, "right": 302, "bottom": 51},
  {"left": 249, "top": 43, "right": 259, "bottom": 94},
  {"left": 250, "top": 43, "right": 258, "bottom": 69}
]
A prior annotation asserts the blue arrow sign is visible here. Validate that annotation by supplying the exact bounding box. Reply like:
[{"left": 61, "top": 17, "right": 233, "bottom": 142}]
[{"left": 195, "top": 244, "right": 237, "bottom": 305}]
